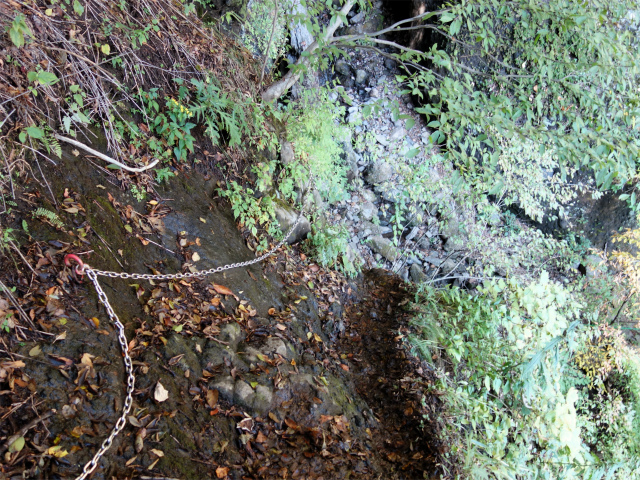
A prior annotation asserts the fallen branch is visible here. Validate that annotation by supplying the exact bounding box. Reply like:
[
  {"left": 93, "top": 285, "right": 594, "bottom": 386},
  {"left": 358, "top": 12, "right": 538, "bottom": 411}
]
[{"left": 53, "top": 134, "right": 159, "bottom": 173}]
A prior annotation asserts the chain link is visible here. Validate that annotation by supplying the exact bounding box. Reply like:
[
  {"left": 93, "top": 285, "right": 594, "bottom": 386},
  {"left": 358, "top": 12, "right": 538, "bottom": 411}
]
[
  {"left": 87, "top": 211, "right": 305, "bottom": 280},
  {"left": 74, "top": 211, "right": 305, "bottom": 478}
]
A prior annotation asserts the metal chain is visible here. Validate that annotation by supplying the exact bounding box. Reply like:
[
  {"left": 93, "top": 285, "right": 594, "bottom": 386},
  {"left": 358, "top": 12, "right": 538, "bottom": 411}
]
[
  {"left": 87, "top": 211, "right": 305, "bottom": 280},
  {"left": 76, "top": 268, "right": 135, "bottom": 480},
  {"left": 73, "top": 211, "right": 305, "bottom": 478}
]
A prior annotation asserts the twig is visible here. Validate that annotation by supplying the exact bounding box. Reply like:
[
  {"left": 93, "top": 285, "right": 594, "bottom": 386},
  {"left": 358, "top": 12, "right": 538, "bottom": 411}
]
[
  {"left": 260, "top": 0, "right": 279, "bottom": 85},
  {"left": 140, "top": 235, "right": 176, "bottom": 255},
  {"left": 53, "top": 134, "right": 159, "bottom": 172},
  {"left": 0, "top": 279, "right": 36, "bottom": 331},
  {"left": 0, "top": 410, "right": 55, "bottom": 455}
]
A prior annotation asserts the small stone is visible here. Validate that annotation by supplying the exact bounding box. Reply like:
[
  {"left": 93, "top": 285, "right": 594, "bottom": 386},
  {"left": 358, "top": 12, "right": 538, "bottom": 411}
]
[
  {"left": 234, "top": 380, "right": 255, "bottom": 409},
  {"left": 375, "top": 134, "right": 389, "bottom": 146},
  {"left": 365, "top": 161, "right": 393, "bottom": 185},
  {"left": 405, "top": 226, "right": 420, "bottom": 242},
  {"left": 280, "top": 140, "right": 295, "bottom": 165},
  {"left": 335, "top": 59, "right": 352, "bottom": 76},
  {"left": 350, "top": 11, "right": 365, "bottom": 24},
  {"left": 384, "top": 58, "right": 396, "bottom": 70},
  {"left": 355, "top": 69, "right": 369, "bottom": 85},
  {"left": 254, "top": 385, "right": 274, "bottom": 413},
  {"left": 359, "top": 201, "right": 377, "bottom": 221},
  {"left": 212, "top": 376, "right": 235, "bottom": 402},
  {"left": 389, "top": 126, "right": 405, "bottom": 141}
]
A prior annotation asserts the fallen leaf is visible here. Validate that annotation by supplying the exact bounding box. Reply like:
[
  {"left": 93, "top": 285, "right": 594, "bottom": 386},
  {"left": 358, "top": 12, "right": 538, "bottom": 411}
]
[
  {"left": 256, "top": 431, "right": 267, "bottom": 443},
  {"left": 1, "top": 360, "right": 25, "bottom": 369},
  {"left": 206, "top": 389, "right": 219, "bottom": 408},
  {"left": 199, "top": 217, "right": 207, "bottom": 223},
  {"left": 268, "top": 308, "right": 277, "bottom": 316},
  {"left": 212, "top": 284, "right": 233, "bottom": 296},
  {"left": 340, "top": 364, "right": 349, "bottom": 372},
  {"left": 8, "top": 436, "right": 25, "bottom": 453},
  {"left": 47, "top": 445, "right": 69, "bottom": 458},
  {"left": 29, "top": 345, "right": 42, "bottom": 357},
  {"left": 192, "top": 252, "right": 201, "bottom": 262},
  {"left": 216, "top": 466, "right": 229, "bottom": 478},
  {"left": 148, "top": 458, "right": 159, "bottom": 470},
  {"left": 150, "top": 448, "right": 164, "bottom": 457},
  {"left": 276, "top": 323, "right": 286, "bottom": 331},
  {"left": 154, "top": 381, "right": 169, "bottom": 402},
  {"left": 90, "top": 317, "right": 100, "bottom": 328}
]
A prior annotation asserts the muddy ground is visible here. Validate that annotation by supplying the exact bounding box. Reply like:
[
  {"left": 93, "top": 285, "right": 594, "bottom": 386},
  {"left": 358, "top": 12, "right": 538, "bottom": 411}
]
[{"left": 0, "top": 146, "right": 443, "bottom": 479}]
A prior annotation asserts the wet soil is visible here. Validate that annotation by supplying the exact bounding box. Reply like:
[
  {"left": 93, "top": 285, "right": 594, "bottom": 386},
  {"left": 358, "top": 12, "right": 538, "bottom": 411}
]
[{"left": 0, "top": 146, "right": 440, "bottom": 479}]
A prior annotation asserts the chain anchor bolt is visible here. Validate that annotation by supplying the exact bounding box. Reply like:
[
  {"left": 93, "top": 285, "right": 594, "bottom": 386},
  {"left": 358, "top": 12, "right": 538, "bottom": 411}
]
[{"left": 64, "top": 254, "right": 86, "bottom": 281}]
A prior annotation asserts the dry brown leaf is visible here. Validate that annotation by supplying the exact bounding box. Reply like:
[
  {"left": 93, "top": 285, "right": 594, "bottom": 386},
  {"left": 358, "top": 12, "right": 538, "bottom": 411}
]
[
  {"left": 206, "top": 389, "right": 219, "bottom": 408},
  {"left": 212, "top": 284, "right": 233, "bottom": 296},
  {"left": 216, "top": 466, "right": 229, "bottom": 478}
]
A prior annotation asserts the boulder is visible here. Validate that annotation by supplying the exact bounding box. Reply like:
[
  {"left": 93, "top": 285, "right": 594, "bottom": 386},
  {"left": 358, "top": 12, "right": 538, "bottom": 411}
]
[
  {"left": 365, "top": 161, "right": 393, "bottom": 185},
  {"left": 410, "top": 264, "right": 429, "bottom": 283},
  {"left": 274, "top": 201, "right": 311, "bottom": 244},
  {"left": 368, "top": 235, "right": 400, "bottom": 262},
  {"left": 280, "top": 140, "right": 295, "bottom": 165}
]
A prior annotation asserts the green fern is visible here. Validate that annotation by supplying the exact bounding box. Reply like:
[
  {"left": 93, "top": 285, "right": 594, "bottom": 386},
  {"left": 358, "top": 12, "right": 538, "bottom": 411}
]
[{"left": 33, "top": 208, "right": 64, "bottom": 229}]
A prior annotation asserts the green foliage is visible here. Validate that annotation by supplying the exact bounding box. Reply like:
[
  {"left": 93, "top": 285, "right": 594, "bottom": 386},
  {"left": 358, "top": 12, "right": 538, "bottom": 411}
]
[
  {"left": 7, "top": 13, "right": 33, "bottom": 48},
  {"left": 284, "top": 86, "right": 350, "bottom": 204},
  {"left": 189, "top": 77, "right": 248, "bottom": 148},
  {"left": 409, "top": 275, "right": 640, "bottom": 479},
  {"left": 129, "top": 184, "right": 146, "bottom": 202},
  {"left": 62, "top": 84, "right": 91, "bottom": 136},
  {"left": 19, "top": 125, "right": 62, "bottom": 158},
  {"left": 241, "top": 0, "right": 288, "bottom": 67},
  {"left": 387, "top": 0, "right": 639, "bottom": 212},
  {"left": 219, "top": 181, "right": 279, "bottom": 247},
  {"left": 155, "top": 167, "right": 174, "bottom": 184},
  {"left": 308, "top": 223, "right": 358, "bottom": 277},
  {"left": 32, "top": 208, "right": 64, "bottom": 229}
]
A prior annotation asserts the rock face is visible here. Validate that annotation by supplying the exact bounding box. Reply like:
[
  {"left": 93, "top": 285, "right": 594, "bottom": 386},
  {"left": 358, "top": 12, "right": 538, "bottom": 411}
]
[
  {"left": 274, "top": 201, "right": 311, "bottom": 244},
  {"left": 365, "top": 161, "right": 393, "bottom": 185},
  {"left": 280, "top": 140, "right": 295, "bottom": 165}
]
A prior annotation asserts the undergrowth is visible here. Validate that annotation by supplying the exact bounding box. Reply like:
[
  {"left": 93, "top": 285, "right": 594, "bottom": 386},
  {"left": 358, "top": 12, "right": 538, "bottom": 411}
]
[{"left": 409, "top": 270, "right": 640, "bottom": 479}]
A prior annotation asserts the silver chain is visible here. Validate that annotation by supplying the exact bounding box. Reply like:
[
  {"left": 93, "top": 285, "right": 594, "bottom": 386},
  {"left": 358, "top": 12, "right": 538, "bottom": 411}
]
[{"left": 74, "top": 212, "right": 304, "bottom": 478}]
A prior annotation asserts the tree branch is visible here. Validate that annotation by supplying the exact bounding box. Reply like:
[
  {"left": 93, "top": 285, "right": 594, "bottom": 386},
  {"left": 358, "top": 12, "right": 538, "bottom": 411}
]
[
  {"left": 53, "top": 134, "right": 159, "bottom": 173},
  {"left": 261, "top": 0, "right": 356, "bottom": 103}
]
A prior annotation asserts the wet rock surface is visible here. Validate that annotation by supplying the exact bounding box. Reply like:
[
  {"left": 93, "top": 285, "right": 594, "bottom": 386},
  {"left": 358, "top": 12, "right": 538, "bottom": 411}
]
[{"left": 0, "top": 146, "right": 440, "bottom": 479}]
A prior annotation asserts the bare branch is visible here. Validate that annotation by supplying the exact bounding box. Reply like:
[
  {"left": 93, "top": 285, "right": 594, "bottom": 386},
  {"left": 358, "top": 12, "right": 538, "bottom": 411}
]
[{"left": 53, "top": 134, "right": 159, "bottom": 173}]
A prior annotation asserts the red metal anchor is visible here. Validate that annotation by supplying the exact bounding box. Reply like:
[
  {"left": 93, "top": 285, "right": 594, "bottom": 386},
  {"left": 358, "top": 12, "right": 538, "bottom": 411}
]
[{"left": 64, "top": 254, "right": 86, "bottom": 281}]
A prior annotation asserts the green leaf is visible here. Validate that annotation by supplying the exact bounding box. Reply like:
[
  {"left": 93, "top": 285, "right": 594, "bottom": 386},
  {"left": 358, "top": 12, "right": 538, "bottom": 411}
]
[
  {"left": 73, "top": 0, "right": 84, "bottom": 16},
  {"left": 37, "top": 71, "right": 58, "bottom": 86},
  {"left": 405, "top": 148, "right": 419, "bottom": 159},
  {"left": 9, "top": 27, "right": 24, "bottom": 48},
  {"left": 24, "top": 126, "right": 44, "bottom": 139},
  {"left": 405, "top": 118, "right": 415, "bottom": 130},
  {"left": 8, "top": 436, "right": 25, "bottom": 453},
  {"left": 100, "top": 44, "right": 111, "bottom": 55},
  {"left": 450, "top": 18, "right": 462, "bottom": 36}
]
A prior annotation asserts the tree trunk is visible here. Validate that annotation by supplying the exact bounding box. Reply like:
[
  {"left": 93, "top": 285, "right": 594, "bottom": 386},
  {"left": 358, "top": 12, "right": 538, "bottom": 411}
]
[{"left": 261, "top": 0, "right": 355, "bottom": 103}]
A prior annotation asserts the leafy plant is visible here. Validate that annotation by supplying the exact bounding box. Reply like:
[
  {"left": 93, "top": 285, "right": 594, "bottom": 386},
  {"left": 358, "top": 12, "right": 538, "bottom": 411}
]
[
  {"left": 32, "top": 208, "right": 64, "bottom": 229},
  {"left": 7, "top": 14, "right": 33, "bottom": 48},
  {"left": 219, "top": 181, "right": 279, "bottom": 242},
  {"left": 409, "top": 274, "right": 640, "bottom": 479},
  {"left": 308, "top": 223, "right": 358, "bottom": 276},
  {"left": 189, "top": 77, "right": 247, "bottom": 148}
]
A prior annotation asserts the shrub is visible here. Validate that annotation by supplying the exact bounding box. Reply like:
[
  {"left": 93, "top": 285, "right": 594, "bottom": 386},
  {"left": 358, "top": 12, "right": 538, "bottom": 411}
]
[{"left": 409, "top": 274, "right": 640, "bottom": 479}]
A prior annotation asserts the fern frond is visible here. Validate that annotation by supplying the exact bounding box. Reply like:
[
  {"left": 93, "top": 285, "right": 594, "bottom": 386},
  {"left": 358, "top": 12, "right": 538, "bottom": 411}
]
[{"left": 33, "top": 208, "right": 64, "bottom": 229}]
